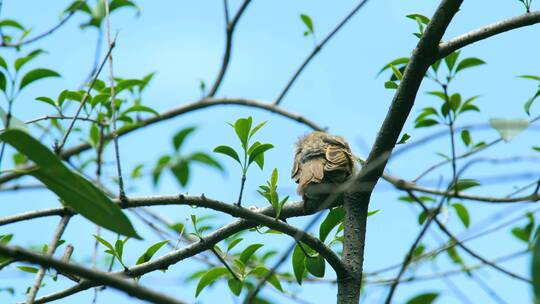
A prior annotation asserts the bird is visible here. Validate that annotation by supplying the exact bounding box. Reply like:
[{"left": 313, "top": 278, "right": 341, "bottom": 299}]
[{"left": 291, "top": 131, "right": 355, "bottom": 211}]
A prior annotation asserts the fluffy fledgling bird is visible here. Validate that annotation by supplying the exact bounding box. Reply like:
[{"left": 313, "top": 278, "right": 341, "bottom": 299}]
[{"left": 291, "top": 131, "right": 355, "bottom": 210}]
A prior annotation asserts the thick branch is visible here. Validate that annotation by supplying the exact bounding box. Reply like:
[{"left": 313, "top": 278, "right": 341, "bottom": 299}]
[
  {"left": 438, "top": 10, "right": 540, "bottom": 58},
  {"left": 339, "top": 1, "right": 463, "bottom": 303},
  {"left": 0, "top": 244, "right": 187, "bottom": 304}
]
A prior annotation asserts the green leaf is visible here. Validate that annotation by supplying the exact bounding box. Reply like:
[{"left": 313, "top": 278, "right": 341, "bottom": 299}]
[
  {"left": 455, "top": 57, "right": 486, "bottom": 73},
  {"left": 384, "top": 81, "right": 398, "bottom": 89},
  {"left": 533, "top": 146, "right": 540, "bottom": 152},
  {"left": 171, "top": 160, "right": 190, "bottom": 187},
  {"left": 532, "top": 226, "right": 540, "bottom": 301},
  {"left": 213, "top": 145, "right": 241, "bottom": 165},
  {"left": 378, "top": 57, "right": 409, "bottom": 75},
  {"left": 0, "top": 19, "right": 25, "bottom": 31},
  {"left": 0, "top": 72, "right": 6, "bottom": 92},
  {"left": 300, "top": 14, "right": 314, "bottom": 34},
  {"left": 17, "top": 266, "right": 39, "bottom": 274},
  {"left": 227, "top": 278, "right": 243, "bottom": 296},
  {"left": 248, "top": 266, "right": 283, "bottom": 291},
  {"left": 136, "top": 240, "right": 169, "bottom": 265},
  {"left": 239, "top": 243, "right": 264, "bottom": 264},
  {"left": 450, "top": 179, "right": 481, "bottom": 192},
  {"left": 390, "top": 64, "right": 403, "bottom": 80},
  {"left": 233, "top": 117, "right": 252, "bottom": 150},
  {"left": 397, "top": 133, "right": 410, "bottom": 145},
  {"left": 524, "top": 90, "right": 540, "bottom": 115},
  {"left": 319, "top": 207, "right": 344, "bottom": 242},
  {"left": 122, "top": 105, "right": 159, "bottom": 116},
  {"left": 406, "top": 13, "right": 430, "bottom": 24},
  {"left": 249, "top": 121, "right": 267, "bottom": 139},
  {"left": 195, "top": 267, "right": 229, "bottom": 297},
  {"left": 189, "top": 152, "right": 224, "bottom": 172},
  {"left": 489, "top": 118, "right": 529, "bottom": 142},
  {"left": 518, "top": 75, "right": 540, "bottom": 81},
  {"left": 94, "top": 235, "right": 115, "bottom": 256},
  {"left": 248, "top": 143, "right": 273, "bottom": 167},
  {"left": 0, "top": 130, "right": 139, "bottom": 238},
  {"left": 292, "top": 244, "right": 306, "bottom": 284},
  {"left": 461, "top": 129, "right": 471, "bottom": 146},
  {"left": 227, "top": 238, "right": 243, "bottom": 252},
  {"left": 172, "top": 126, "right": 196, "bottom": 151},
  {"left": 152, "top": 155, "right": 171, "bottom": 186},
  {"left": 305, "top": 254, "right": 325, "bottom": 277},
  {"left": 19, "top": 68, "right": 61, "bottom": 91},
  {"left": 14, "top": 49, "right": 46, "bottom": 71},
  {"left": 452, "top": 203, "right": 470, "bottom": 228},
  {"left": 0, "top": 56, "right": 7, "bottom": 70},
  {"left": 368, "top": 209, "right": 380, "bottom": 217},
  {"left": 449, "top": 93, "right": 461, "bottom": 113},
  {"left": 444, "top": 51, "right": 460, "bottom": 72},
  {"left": 406, "top": 292, "right": 439, "bottom": 304},
  {"left": 35, "top": 96, "right": 57, "bottom": 108},
  {"left": 415, "top": 119, "right": 438, "bottom": 128}
]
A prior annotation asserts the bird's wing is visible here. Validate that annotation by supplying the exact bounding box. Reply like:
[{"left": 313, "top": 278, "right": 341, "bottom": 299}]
[
  {"left": 297, "top": 158, "right": 325, "bottom": 194},
  {"left": 291, "top": 150, "right": 302, "bottom": 183},
  {"left": 324, "top": 144, "right": 353, "bottom": 173}
]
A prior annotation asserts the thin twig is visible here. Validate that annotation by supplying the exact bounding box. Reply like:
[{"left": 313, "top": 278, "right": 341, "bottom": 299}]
[
  {"left": 274, "top": 0, "right": 370, "bottom": 105},
  {"left": 55, "top": 42, "right": 116, "bottom": 153},
  {"left": 26, "top": 214, "right": 72, "bottom": 304},
  {"left": 207, "top": 0, "right": 252, "bottom": 97}
]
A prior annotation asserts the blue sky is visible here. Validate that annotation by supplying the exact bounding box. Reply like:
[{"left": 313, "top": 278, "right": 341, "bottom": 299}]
[{"left": 1, "top": 0, "right": 540, "bottom": 303}]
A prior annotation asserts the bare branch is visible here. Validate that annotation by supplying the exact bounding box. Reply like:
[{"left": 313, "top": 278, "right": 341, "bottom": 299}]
[
  {"left": 207, "top": 0, "right": 252, "bottom": 97},
  {"left": 0, "top": 1, "right": 89, "bottom": 48},
  {"left": 0, "top": 244, "right": 188, "bottom": 304},
  {"left": 26, "top": 215, "right": 72, "bottom": 304},
  {"left": 438, "top": 10, "right": 540, "bottom": 58}
]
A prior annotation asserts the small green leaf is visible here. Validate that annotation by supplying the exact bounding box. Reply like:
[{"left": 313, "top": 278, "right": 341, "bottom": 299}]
[
  {"left": 518, "top": 75, "right": 540, "bottom": 81},
  {"left": 450, "top": 179, "right": 481, "bottom": 192},
  {"left": 444, "top": 51, "right": 460, "bottom": 72},
  {"left": 0, "top": 72, "right": 6, "bottom": 92},
  {"left": 214, "top": 145, "right": 241, "bottom": 165},
  {"left": 532, "top": 225, "right": 540, "bottom": 301},
  {"left": 233, "top": 117, "right": 252, "bottom": 150},
  {"left": 397, "top": 133, "right": 410, "bottom": 145},
  {"left": 292, "top": 245, "right": 306, "bottom": 284},
  {"left": 122, "top": 105, "right": 159, "bottom": 116},
  {"left": 455, "top": 57, "right": 485, "bottom": 73},
  {"left": 378, "top": 57, "right": 409, "bottom": 75},
  {"left": 189, "top": 152, "right": 224, "bottom": 172},
  {"left": 300, "top": 14, "right": 314, "bottom": 34},
  {"left": 0, "top": 19, "right": 25, "bottom": 31},
  {"left": 248, "top": 143, "right": 273, "bottom": 167},
  {"left": 249, "top": 121, "right": 267, "bottom": 139},
  {"left": 384, "top": 81, "right": 398, "bottom": 89},
  {"left": 94, "top": 235, "right": 115, "bottom": 255},
  {"left": 390, "top": 64, "right": 403, "bottom": 80},
  {"left": 415, "top": 119, "right": 438, "bottom": 128},
  {"left": 171, "top": 160, "right": 190, "bottom": 187},
  {"left": 19, "top": 68, "right": 61, "bottom": 91},
  {"left": 461, "top": 129, "right": 471, "bottom": 146},
  {"left": 452, "top": 203, "right": 470, "bottom": 228},
  {"left": 195, "top": 267, "right": 229, "bottom": 297},
  {"left": 489, "top": 118, "right": 529, "bottom": 142},
  {"left": 305, "top": 254, "right": 325, "bottom": 277},
  {"left": 136, "top": 240, "right": 169, "bottom": 265},
  {"left": 406, "top": 292, "right": 439, "bottom": 304},
  {"left": 248, "top": 266, "right": 283, "bottom": 291},
  {"left": 172, "top": 126, "right": 196, "bottom": 151},
  {"left": 227, "top": 238, "right": 243, "bottom": 252},
  {"left": 35, "top": 96, "right": 57, "bottom": 108},
  {"left": 240, "top": 243, "right": 264, "bottom": 264},
  {"left": 368, "top": 209, "right": 380, "bottom": 217},
  {"left": 319, "top": 207, "right": 344, "bottom": 242},
  {"left": 227, "top": 278, "right": 243, "bottom": 296},
  {"left": 406, "top": 13, "right": 430, "bottom": 24},
  {"left": 14, "top": 49, "right": 46, "bottom": 71},
  {"left": 0, "top": 56, "right": 7, "bottom": 70},
  {"left": 17, "top": 266, "right": 39, "bottom": 274},
  {"left": 524, "top": 90, "right": 540, "bottom": 115},
  {"left": 533, "top": 147, "right": 540, "bottom": 152}
]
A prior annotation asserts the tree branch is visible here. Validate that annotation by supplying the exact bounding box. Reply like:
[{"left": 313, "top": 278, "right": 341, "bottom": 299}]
[
  {"left": 438, "top": 10, "right": 540, "bottom": 58},
  {"left": 207, "top": 0, "right": 252, "bottom": 97},
  {"left": 0, "top": 244, "right": 188, "bottom": 304},
  {"left": 339, "top": 1, "right": 464, "bottom": 303},
  {"left": 273, "top": 0, "right": 370, "bottom": 105}
]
